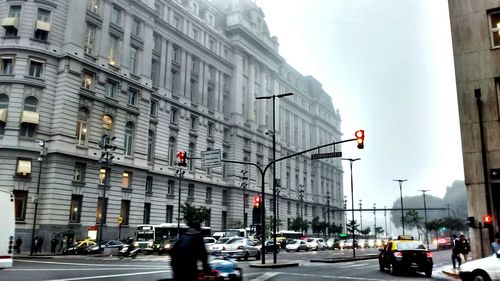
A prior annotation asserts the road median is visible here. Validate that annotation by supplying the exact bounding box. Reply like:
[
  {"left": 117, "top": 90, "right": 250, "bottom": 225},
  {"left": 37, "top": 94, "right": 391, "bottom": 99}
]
[{"left": 310, "top": 254, "right": 378, "bottom": 263}]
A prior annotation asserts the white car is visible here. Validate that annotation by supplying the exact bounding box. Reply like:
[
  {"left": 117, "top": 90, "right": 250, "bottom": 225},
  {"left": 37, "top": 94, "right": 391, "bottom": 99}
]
[
  {"left": 459, "top": 249, "right": 500, "bottom": 281},
  {"left": 204, "top": 237, "right": 216, "bottom": 251},
  {"left": 306, "top": 238, "right": 326, "bottom": 250},
  {"left": 285, "top": 239, "right": 309, "bottom": 252},
  {"left": 209, "top": 237, "right": 233, "bottom": 255},
  {"left": 220, "top": 238, "right": 261, "bottom": 261}
]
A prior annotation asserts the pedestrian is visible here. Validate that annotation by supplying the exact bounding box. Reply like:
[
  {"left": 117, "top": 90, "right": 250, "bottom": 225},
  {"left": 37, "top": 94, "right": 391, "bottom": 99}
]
[
  {"left": 15, "top": 237, "right": 22, "bottom": 254},
  {"left": 491, "top": 232, "right": 500, "bottom": 254},
  {"left": 50, "top": 237, "right": 58, "bottom": 253},
  {"left": 451, "top": 234, "right": 463, "bottom": 269},
  {"left": 38, "top": 236, "right": 44, "bottom": 253},
  {"left": 169, "top": 222, "right": 210, "bottom": 281},
  {"left": 33, "top": 236, "right": 39, "bottom": 254},
  {"left": 59, "top": 238, "right": 66, "bottom": 252},
  {"left": 459, "top": 234, "right": 470, "bottom": 262}
]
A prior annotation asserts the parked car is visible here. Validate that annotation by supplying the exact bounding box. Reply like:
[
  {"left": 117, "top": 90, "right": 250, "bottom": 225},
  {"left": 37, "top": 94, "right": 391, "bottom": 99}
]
[
  {"left": 459, "top": 249, "right": 500, "bottom": 281},
  {"left": 357, "top": 239, "right": 369, "bottom": 249},
  {"left": 209, "top": 237, "right": 233, "bottom": 255},
  {"left": 326, "top": 238, "right": 341, "bottom": 250},
  {"left": 219, "top": 237, "right": 261, "bottom": 261},
  {"left": 62, "top": 240, "right": 97, "bottom": 255},
  {"left": 306, "top": 238, "right": 326, "bottom": 250},
  {"left": 88, "top": 239, "right": 126, "bottom": 253},
  {"left": 285, "top": 239, "right": 309, "bottom": 252},
  {"left": 342, "top": 239, "right": 358, "bottom": 249},
  {"left": 262, "top": 240, "right": 280, "bottom": 254}
]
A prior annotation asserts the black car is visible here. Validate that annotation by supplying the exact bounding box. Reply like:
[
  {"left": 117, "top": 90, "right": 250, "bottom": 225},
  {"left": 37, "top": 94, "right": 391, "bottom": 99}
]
[
  {"left": 262, "top": 240, "right": 280, "bottom": 254},
  {"left": 378, "top": 236, "right": 433, "bottom": 277}
]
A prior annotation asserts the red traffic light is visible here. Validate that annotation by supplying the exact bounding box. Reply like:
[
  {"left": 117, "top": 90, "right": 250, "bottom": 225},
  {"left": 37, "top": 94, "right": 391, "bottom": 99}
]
[
  {"left": 355, "top": 130, "right": 365, "bottom": 149},
  {"left": 177, "top": 151, "right": 187, "bottom": 166},
  {"left": 483, "top": 215, "right": 492, "bottom": 224},
  {"left": 253, "top": 196, "right": 261, "bottom": 208}
]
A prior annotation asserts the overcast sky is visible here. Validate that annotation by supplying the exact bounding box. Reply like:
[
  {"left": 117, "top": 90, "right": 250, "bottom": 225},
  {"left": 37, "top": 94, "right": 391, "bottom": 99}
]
[{"left": 256, "top": 0, "right": 464, "bottom": 216}]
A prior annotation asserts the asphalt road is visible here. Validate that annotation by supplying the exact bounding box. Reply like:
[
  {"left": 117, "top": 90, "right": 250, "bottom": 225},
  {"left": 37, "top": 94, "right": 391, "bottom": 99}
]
[{"left": 0, "top": 249, "right": 458, "bottom": 281}]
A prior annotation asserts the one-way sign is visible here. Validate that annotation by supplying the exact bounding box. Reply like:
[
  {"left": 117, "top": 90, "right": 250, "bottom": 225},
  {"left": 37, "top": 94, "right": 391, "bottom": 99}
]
[
  {"left": 311, "top": 152, "right": 342, "bottom": 159},
  {"left": 491, "top": 168, "right": 500, "bottom": 180}
]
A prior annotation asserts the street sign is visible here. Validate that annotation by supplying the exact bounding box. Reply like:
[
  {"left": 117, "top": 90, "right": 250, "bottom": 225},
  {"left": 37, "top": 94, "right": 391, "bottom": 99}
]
[
  {"left": 490, "top": 168, "right": 500, "bottom": 180},
  {"left": 201, "top": 149, "right": 221, "bottom": 168},
  {"left": 118, "top": 216, "right": 123, "bottom": 225},
  {"left": 311, "top": 152, "right": 342, "bottom": 159}
]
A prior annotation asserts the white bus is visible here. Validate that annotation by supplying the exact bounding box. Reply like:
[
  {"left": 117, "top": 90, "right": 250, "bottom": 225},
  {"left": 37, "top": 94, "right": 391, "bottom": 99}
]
[
  {"left": 0, "top": 188, "right": 15, "bottom": 269},
  {"left": 135, "top": 223, "right": 210, "bottom": 252}
]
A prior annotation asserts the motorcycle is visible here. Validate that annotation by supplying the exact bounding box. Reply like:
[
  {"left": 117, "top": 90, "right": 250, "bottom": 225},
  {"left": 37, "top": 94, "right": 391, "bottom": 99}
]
[
  {"left": 118, "top": 245, "right": 139, "bottom": 259},
  {"left": 197, "top": 256, "right": 242, "bottom": 281}
]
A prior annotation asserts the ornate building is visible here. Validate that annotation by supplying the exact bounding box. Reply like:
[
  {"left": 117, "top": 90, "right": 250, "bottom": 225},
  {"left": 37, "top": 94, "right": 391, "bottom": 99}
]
[{"left": 0, "top": 0, "right": 343, "bottom": 251}]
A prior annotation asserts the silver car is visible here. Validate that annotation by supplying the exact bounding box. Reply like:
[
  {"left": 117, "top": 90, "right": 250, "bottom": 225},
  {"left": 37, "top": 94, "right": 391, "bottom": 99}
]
[
  {"left": 220, "top": 237, "right": 261, "bottom": 261},
  {"left": 209, "top": 236, "right": 233, "bottom": 255}
]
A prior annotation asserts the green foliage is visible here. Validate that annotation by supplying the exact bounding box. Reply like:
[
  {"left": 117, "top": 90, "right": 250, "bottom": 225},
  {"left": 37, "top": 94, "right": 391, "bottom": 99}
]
[
  {"left": 346, "top": 219, "right": 359, "bottom": 234},
  {"left": 180, "top": 202, "right": 210, "bottom": 225},
  {"left": 425, "top": 218, "right": 465, "bottom": 232},
  {"left": 311, "top": 217, "right": 326, "bottom": 235},
  {"left": 374, "top": 226, "right": 384, "bottom": 234},
  {"left": 359, "top": 227, "right": 371, "bottom": 237},
  {"left": 328, "top": 223, "right": 343, "bottom": 235}
]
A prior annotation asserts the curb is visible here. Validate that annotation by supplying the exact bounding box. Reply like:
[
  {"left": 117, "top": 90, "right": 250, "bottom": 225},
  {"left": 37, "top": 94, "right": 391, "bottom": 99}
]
[
  {"left": 442, "top": 269, "right": 460, "bottom": 278},
  {"left": 310, "top": 254, "right": 378, "bottom": 263},
  {"left": 249, "top": 261, "right": 300, "bottom": 268}
]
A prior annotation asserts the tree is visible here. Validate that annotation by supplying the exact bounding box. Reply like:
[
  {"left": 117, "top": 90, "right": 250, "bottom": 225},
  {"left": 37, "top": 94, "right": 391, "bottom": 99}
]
[
  {"left": 311, "top": 217, "right": 324, "bottom": 236},
  {"left": 404, "top": 210, "right": 423, "bottom": 239},
  {"left": 180, "top": 202, "right": 210, "bottom": 225},
  {"left": 374, "top": 226, "right": 384, "bottom": 235},
  {"left": 359, "top": 227, "right": 371, "bottom": 237},
  {"left": 328, "top": 223, "right": 343, "bottom": 236},
  {"left": 346, "top": 219, "right": 359, "bottom": 234},
  {"left": 289, "top": 217, "right": 302, "bottom": 232}
]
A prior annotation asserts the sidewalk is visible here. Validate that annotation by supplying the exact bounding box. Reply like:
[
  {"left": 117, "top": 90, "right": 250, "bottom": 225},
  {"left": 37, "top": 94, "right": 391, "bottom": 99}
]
[
  {"left": 14, "top": 251, "right": 113, "bottom": 259},
  {"left": 442, "top": 267, "right": 460, "bottom": 278}
]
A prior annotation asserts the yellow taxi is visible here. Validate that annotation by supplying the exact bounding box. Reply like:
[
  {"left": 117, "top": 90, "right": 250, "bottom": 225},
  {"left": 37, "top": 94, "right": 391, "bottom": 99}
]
[{"left": 378, "top": 235, "right": 433, "bottom": 277}]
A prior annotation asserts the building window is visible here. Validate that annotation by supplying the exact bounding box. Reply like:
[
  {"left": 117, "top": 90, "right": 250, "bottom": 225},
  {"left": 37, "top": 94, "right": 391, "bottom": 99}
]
[
  {"left": 191, "top": 56, "right": 199, "bottom": 72},
  {"left": 0, "top": 94, "right": 9, "bottom": 135},
  {"left": 190, "top": 115, "right": 198, "bottom": 130},
  {"left": 222, "top": 190, "right": 228, "bottom": 204},
  {"left": 28, "top": 58, "right": 44, "bottom": 78},
  {"left": 150, "top": 100, "right": 158, "bottom": 117},
  {"left": 0, "top": 55, "right": 14, "bottom": 75},
  {"left": 489, "top": 11, "right": 500, "bottom": 48},
  {"left": 143, "top": 203, "right": 151, "bottom": 224},
  {"left": 155, "top": 2, "right": 164, "bottom": 17},
  {"left": 34, "top": 8, "right": 50, "bottom": 41},
  {"left": 124, "top": 122, "right": 135, "bottom": 156},
  {"left": 173, "top": 46, "right": 180, "bottom": 63},
  {"left": 207, "top": 13, "right": 215, "bottom": 27},
  {"left": 205, "top": 209, "right": 211, "bottom": 227},
  {"left": 205, "top": 187, "right": 212, "bottom": 202},
  {"left": 173, "top": 14, "right": 183, "bottom": 30},
  {"left": 102, "top": 114, "right": 113, "bottom": 130},
  {"left": 4, "top": 5, "right": 21, "bottom": 37},
  {"left": 171, "top": 68, "right": 179, "bottom": 93},
  {"left": 120, "top": 200, "right": 130, "bottom": 225},
  {"left": 166, "top": 205, "right": 174, "bottom": 223},
  {"left": 105, "top": 80, "right": 118, "bottom": 98},
  {"left": 96, "top": 197, "right": 108, "bottom": 224},
  {"left": 147, "top": 130, "right": 155, "bottom": 162},
  {"left": 14, "top": 190, "right": 27, "bottom": 221},
  {"left": 208, "top": 38, "right": 215, "bottom": 52},
  {"left": 192, "top": 28, "right": 199, "bottom": 41},
  {"left": 122, "top": 171, "right": 132, "bottom": 189},
  {"left": 188, "top": 142, "right": 196, "bottom": 171},
  {"left": 110, "top": 5, "right": 121, "bottom": 25},
  {"left": 81, "top": 71, "right": 94, "bottom": 90},
  {"left": 187, "top": 183, "right": 194, "bottom": 199},
  {"left": 20, "top": 97, "right": 38, "bottom": 138},
  {"left": 208, "top": 122, "right": 214, "bottom": 137},
  {"left": 153, "top": 33, "right": 161, "bottom": 53},
  {"left": 170, "top": 107, "right": 178, "bottom": 124},
  {"left": 108, "top": 35, "right": 120, "bottom": 66},
  {"left": 151, "top": 59, "right": 159, "bottom": 87},
  {"left": 221, "top": 211, "right": 227, "bottom": 229},
  {"left": 128, "top": 89, "right": 138, "bottom": 106},
  {"left": 129, "top": 46, "right": 139, "bottom": 75},
  {"left": 8, "top": 5, "right": 22, "bottom": 18},
  {"left": 69, "top": 195, "right": 83, "bottom": 223},
  {"left": 145, "top": 175, "right": 153, "bottom": 194},
  {"left": 132, "top": 18, "right": 141, "bottom": 37},
  {"left": 168, "top": 137, "right": 176, "bottom": 166},
  {"left": 73, "top": 162, "right": 86, "bottom": 182},
  {"left": 87, "top": 0, "right": 100, "bottom": 14},
  {"left": 167, "top": 180, "right": 175, "bottom": 196},
  {"left": 84, "top": 24, "right": 96, "bottom": 55}
]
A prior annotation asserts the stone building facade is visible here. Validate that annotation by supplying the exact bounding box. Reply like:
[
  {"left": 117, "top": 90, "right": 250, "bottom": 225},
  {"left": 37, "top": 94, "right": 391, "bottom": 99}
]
[
  {"left": 448, "top": 0, "right": 500, "bottom": 257},
  {"left": 0, "top": 0, "right": 343, "bottom": 252}
]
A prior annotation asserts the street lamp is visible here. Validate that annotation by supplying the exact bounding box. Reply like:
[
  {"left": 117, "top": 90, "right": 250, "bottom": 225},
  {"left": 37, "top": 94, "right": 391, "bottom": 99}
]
[
  {"left": 276, "top": 186, "right": 284, "bottom": 232},
  {"left": 359, "top": 200, "right": 363, "bottom": 232},
  {"left": 373, "top": 203, "right": 377, "bottom": 240},
  {"left": 384, "top": 206, "right": 388, "bottom": 239},
  {"left": 393, "top": 179, "right": 408, "bottom": 235},
  {"left": 342, "top": 158, "right": 360, "bottom": 258},
  {"left": 240, "top": 170, "right": 248, "bottom": 229},
  {"left": 344, "top": 196, "right": 348, "bottom": 233},
  {"left": 326, "top": 191, "right": 331, "bottom": 237},
  {"left": 30, "top": 140, "right": 48, "bottom": 256},
  {"left": 298, "top": 184, "right": 304, "bottom": 234},
  {"left": 176, "top": 169, "right": 185, "bottom": 239},
  {"left": 256, "top": 92, "right": 293, "bottom": 264},
  {"left": 419, "top": 189, "right": 430, "bottom": 249}
]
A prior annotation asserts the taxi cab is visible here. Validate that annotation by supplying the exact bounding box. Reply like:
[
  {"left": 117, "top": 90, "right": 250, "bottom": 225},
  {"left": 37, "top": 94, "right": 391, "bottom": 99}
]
[{"left": 378, "top": 235, "right": 433, "bottom": 277}]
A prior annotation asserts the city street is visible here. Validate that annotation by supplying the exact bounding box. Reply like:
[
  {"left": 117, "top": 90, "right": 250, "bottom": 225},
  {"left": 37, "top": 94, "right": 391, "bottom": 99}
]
[{"left": 0, "top": 249, "right": 457, "bottom": 281}]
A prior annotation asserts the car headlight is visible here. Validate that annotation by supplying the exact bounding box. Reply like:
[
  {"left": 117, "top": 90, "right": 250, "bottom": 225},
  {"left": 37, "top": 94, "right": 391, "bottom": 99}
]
[
  {"left": 148, "top": 242, "right": 153, "bottom": 247},
  {"left": 164, "top": 244, "right": 171, "bottom": 249},
  {"left": 133, "top": 241, "right": 139, "bottom": 247}
]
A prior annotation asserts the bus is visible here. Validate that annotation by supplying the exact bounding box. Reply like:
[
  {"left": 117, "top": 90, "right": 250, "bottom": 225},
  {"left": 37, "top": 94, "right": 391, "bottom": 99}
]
[
  {"left": 135, "top": 223, "right": 210, "bottom": 252},
  {"left": 0, "top": 188, "right": 15, "bottom": 269},
  {"left": 274, "top": 230, "right": 303, "bottom": 241}
]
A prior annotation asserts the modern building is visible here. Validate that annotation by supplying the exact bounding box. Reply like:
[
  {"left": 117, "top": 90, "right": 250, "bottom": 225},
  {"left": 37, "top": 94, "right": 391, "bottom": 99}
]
[
  {"left": 448, "top": 0, "right": 500, "bottom": 257},
  {"left": 0, "top": 0, "right": 344, "bottom": 252}
]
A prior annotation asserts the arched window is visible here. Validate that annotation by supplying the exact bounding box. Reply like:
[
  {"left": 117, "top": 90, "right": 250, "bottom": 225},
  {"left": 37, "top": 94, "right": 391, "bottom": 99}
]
[
  {"left": 20, "top": 96, "right": 38, "bottom": 137},
  {"left": 0, "top": 94, "right": 9, "bottom": 135},
  {"left": 147, "top": 130, "right": 155, "bottom": 162},
  {"left": 102, "top": 114, "right": 113, "bottom": 130},
  {"left": 124, "top": 122, "right": 134, "bottom": 156},
  {"left": 24, "top": 96, "right": 38, "bottom": 112},
  {"left": 168, "top": 137, "right": 176, "bottom": 166},
  {"left": 76, "top": 108, "right": 89, "bottom": 146}
]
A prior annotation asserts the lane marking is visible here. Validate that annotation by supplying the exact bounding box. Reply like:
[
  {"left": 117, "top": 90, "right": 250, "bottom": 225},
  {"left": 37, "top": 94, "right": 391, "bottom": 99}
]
[
  {"left": 5, "top": 267, "right": 170, "bottom": 271},
  {"left": 250, "top": 272, "right": 280, "bottom": 281},
  {"left": 284, "top": 272, "right": 387, "bottom": 280},
  {"left": 45, "top": 270, "right": 170, "bottom": 281},
  {"left": 15, "top": 260, "right": 165, "bottom": 268}
]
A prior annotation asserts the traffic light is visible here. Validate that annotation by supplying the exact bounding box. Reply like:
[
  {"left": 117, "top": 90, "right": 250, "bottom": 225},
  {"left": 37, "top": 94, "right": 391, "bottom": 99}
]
[
  {"left": 466, "top": 216, "right": 475, "bottom": 228},
  {"left": 355, "top": 130, "right": 365, "bottom": 149},
  {"left": 252, "top": 196, "right": 262, "bottom": 225},
  {"left": 177, "top": 151, "right": 187, "bottom": 166},
  {"left": 253, "top": 195, "right": 261, "bottom": 208},
  {"left": 483, "top": 215, "right": 493, "bottom": 225}
]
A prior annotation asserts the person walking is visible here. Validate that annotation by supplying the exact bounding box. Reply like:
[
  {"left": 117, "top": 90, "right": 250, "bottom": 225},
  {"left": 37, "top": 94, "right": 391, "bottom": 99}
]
[
  {"left": 459, "top": 234, "right": 470, "bottom": 262},
  {"left": 50, "top": 237, "right": 58, "bottom": 253},
  {"left": 491, "top": 232, "right": 500, "bottom": 254},
  {"left": 451, "top": 234, "right": 463, "bottom": 269},
  {"left": 15, "top": 237, "right": 22, "bottom": 254},
  {"left": 38, "top": 236, "right": 44, "bottom": 253},
  {"left": 169, "top": 222, "right": 210, "bottom": 281},
  {"left": 33, "top": 236, "right": 39, "bottom": 254}
]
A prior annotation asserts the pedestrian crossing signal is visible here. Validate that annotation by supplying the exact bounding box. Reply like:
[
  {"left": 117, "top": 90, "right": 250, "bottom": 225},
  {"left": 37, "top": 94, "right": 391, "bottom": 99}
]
[
  {"left": 483, "top": 215, "right": 492, "bottom": 225},
  {"left": 355, "top": 130, "right": 364, "bottom": 149}
]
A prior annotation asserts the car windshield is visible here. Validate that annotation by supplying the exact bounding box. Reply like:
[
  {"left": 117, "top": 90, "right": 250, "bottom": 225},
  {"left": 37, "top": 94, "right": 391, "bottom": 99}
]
[
  {"left": 288, "top": 240, "right": 299, "bottom": 244},
  {"left": 307, "top": 238, "right": 314, "bottom": 242},
  {"left": 227, "top": 238, "right": 243, "bottom": 244},
  {"left": 396, "top": 241, "right": 426, "bottom": 250},
  {"left": 217, "top": 237, "right": 231, "bottom": 244}
]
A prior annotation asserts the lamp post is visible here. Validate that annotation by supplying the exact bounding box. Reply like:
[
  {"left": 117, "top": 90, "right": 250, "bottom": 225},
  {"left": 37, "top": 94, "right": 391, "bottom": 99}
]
[
  {"left": 326, "top": 191, "right": 331, "bottom": 237},
  {"left": 256, "top": 92, "right": 293, "bottom": 264},
  {"left": 359, "top": 200, "right": 363, "bottom": 232},
  {"left": 373, "top": 203, "right": 377, "bottom": 239},
  {"left": 176, "top": 169, "right": 185, "bottom": 239},
  {"left": 30, "top": 140, "right": 48, "bottom": 256},
  {"left": 276, "top": 187, "right": 282, "bottom": 232},
  {"left": 298, "top": 184, "right": 304, "bottom": 234},
  {"left": 342, "top": 158, "right": 360, "bottom": 258},
  {"left": 419, "top": 189, "right": 430, "bottom": 249},
  {"left": 240, "top": 170, "right": 248, "bottom": 229},
  {"left": 344, "top": 196, "right": 348, "bottom": 233},
  {"left": 393, "top": 179, "right": 408, "bottom": 235},
  {"left": 384, "top": 206, "right": 388, "bottom": 239}
]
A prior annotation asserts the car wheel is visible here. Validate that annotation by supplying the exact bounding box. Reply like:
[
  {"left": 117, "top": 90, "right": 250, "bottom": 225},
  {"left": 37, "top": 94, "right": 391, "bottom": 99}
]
[
  {"left": 471, "top": 270, "right": 491, "bottom": 281},
  {"left": 286, "top": 249, "right": 290, "bottom": 252},
  {"left": 389, "top": 263, "right": 399, "bottom": 276},
  {"left": 255, "top": 251, "right": 261, "bottom": 260},
  {"left": 243, "top": 252, "right": 249, "bottom": 261}
]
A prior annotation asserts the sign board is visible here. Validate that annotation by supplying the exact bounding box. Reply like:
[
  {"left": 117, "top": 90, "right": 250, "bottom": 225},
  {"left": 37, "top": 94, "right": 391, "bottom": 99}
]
[
  {"left": 118, "top": 216, "right": 123, "bottom": 225},
  {"left": 311, "top": 152, "right": 342, "bottom": 159},
  {"left": 490, "top": 168, "right": 500, "bottom": 180},
  {"left": 201, "top": 149, "right": 222, "bottom": 168}
]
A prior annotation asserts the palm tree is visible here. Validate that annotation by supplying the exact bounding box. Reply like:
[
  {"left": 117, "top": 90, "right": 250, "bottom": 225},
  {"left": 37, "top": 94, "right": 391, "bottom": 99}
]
[{"left": 404, "top": 210, "right": 423, "bottom": 239}]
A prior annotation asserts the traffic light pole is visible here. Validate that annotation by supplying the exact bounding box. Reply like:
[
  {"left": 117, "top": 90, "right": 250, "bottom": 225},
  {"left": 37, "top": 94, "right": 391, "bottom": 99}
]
[{"left": 176, "top": 169, "right": 185, "bottom": 239}]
